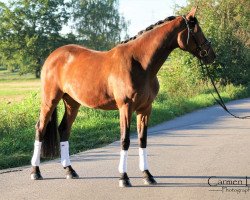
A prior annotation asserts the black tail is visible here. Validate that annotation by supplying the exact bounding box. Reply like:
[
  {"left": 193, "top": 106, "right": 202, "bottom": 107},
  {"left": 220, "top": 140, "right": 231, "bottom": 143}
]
[{"left": 41, "top": 107, "right": 59, "bottom": 158}]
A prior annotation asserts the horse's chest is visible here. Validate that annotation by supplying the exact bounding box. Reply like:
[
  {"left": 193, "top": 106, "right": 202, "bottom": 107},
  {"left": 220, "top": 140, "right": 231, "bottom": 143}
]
[
  {"left": 132, "top": 78, "right": 159, "bottom": 109},
  {"left": 132, "top": 88, "right": 154, "bottom": 109}
]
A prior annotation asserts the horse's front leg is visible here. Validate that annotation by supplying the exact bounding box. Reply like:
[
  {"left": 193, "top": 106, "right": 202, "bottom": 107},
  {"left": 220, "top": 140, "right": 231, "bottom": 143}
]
[
  {"left": 137, "top": 105, "right": 157, "bottom": 185},
  {"left": 118, "top": 102, "right": 133, "bottom": 187}
]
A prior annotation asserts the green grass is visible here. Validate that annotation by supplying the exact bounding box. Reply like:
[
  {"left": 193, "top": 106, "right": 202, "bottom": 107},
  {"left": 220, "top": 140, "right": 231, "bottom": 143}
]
[{"left": 0, "top": 68, "right": 249, "bottom": 169}]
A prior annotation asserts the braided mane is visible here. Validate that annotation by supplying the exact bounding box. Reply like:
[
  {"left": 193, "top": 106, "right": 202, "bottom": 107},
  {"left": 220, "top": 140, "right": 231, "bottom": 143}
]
[{"left": 120, "top": 16, "right": 176, "bottom": 44}]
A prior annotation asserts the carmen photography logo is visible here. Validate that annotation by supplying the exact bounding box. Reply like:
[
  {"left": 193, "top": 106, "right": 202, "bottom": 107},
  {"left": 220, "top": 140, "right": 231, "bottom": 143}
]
[{"left": 208, "top": 176, "right": 250, "bottom": 194}]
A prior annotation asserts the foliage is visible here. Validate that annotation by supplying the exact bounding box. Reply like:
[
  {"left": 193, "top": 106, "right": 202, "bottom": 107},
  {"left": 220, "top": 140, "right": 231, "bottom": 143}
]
[
  {"left": 72, "top": 0, "right": 128, "bottom": 50},
  {"left": 0, "top": 0, "right": 128, "bottom": 75},
  {"left": 0, "top": 0, "right": 72, "bottom": 77},
  {"left": 174, "top": 0, "right": 250, "bottom": 85},
  {"left": 163, "top": 50, "right": 203, "bottom": 98}
]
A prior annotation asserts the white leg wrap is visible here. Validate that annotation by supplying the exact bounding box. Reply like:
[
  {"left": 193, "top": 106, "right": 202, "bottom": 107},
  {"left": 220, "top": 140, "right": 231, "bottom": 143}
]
[
  {"left": 118, "top": 150, "right": 128, "bottom": 173},
  {"left": 31, "top": 141, "right": 42, "bottom": 166},
  {"left": 139, "top": 148, "right": 149, "bottom": 171},
  {"left": 60, "top": 141, "right": 71, "bottom": 167}
]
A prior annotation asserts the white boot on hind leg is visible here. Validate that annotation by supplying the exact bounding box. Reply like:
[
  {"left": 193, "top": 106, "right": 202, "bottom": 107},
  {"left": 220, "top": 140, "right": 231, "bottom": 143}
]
[
  {"left": 60, "top": 141, "right": 71, "bottom": 167},
  {"left": 31, "top": 140, "right": 42, "bottom": 166},
  {"left": 31, "top": 141, "right": 43, "bottom": 180},
  {"left": 60, "top": 141, "right": 79, "bottom": 179},
  {"left": 139, "top": 148, "right": 157, "bottom": 185}
]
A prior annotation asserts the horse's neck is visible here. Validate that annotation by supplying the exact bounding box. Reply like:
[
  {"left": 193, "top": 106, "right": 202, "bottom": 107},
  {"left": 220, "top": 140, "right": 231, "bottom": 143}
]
[{"left": 131, "top": 17, "right": 182, "bottom": 78}]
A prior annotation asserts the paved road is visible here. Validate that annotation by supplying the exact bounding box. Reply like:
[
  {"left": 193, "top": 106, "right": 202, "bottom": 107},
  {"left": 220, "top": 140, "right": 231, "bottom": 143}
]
[{"left": 1, "top": 98, "right": 250, "bottom": 200}]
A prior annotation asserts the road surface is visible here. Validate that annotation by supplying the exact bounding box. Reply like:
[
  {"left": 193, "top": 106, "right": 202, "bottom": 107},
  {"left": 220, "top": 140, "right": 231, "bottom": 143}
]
[{"left": 1, "top": 98, "right": 250, "bottom": 200}]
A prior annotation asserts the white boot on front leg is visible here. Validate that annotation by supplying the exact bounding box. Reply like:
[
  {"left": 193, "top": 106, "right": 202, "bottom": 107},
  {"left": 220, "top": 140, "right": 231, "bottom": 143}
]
[
  {"left": 118, "top": 150, "right": 131, "bottom": 187},
  {"left": 118, "top": 150, "right": 128, "bottom": 173},
  {"left": 139, "top": 148, "right": 149, "bottom": 171}
]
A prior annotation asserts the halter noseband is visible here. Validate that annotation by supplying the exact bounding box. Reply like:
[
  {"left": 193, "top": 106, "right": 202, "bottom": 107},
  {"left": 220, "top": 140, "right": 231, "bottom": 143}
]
[{"left": 181, "top": 15, "right": 211, "bottom": 58}]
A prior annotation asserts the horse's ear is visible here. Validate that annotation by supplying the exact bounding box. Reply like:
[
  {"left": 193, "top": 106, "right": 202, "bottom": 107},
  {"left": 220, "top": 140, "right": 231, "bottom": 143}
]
[{"left": 186, "top": 6, "right": 198, "bottom": 20}]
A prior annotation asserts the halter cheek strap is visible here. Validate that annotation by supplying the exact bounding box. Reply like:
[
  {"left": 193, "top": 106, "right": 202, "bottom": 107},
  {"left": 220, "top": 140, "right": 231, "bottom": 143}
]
[
  {"left": 181, "top": 16, "right": 190, "bottom": 45},
  {"left": 181, "top": 15, "right": 212, "bottom": 58}
]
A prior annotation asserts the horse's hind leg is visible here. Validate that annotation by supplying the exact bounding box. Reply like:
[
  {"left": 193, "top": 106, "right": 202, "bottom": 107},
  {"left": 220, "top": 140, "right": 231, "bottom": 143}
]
[
  {"left": 31, "top": 86, "right": 63, "bottom": 180},
  {"left": 58, "top": 94, "right": 80, "bottom": 179},
  {"left": 136, "top": 105, "right": 157, "bottom": 185}
]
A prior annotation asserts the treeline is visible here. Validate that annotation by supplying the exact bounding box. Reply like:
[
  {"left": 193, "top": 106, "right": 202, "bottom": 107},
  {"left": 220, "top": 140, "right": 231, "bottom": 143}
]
[
  {"left": 0, "top": 0, "right": 249, "bottom": 86},
  {"left": 0, "top": 0, "right": 127, "bottom": 77}
]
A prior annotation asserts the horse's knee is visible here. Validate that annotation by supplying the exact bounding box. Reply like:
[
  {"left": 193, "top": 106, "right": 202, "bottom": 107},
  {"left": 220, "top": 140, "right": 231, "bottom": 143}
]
[
  {"left": 138, "top": 128, "right": 147, "bottom": 148},
  {"left": 121, "top": 137, "right": 130, "bottom": 150},
  {"left": 139, "top": 137, "right": 147, "bottom": 148}
]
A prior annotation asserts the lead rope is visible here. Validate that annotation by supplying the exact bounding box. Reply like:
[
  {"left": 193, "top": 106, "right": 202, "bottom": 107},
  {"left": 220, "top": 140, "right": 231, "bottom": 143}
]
[
  {"left": 181, "top": 15, "right": 250, "bottom": 119},
  {"left": 200, "top": 61, "right": 250, "bottom": 119}
]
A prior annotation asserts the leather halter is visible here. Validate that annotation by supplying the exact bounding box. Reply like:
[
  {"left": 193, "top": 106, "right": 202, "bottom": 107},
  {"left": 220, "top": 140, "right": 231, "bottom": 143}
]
[{"left": 181, "top": 15, "right": 211, "bottom": 58}]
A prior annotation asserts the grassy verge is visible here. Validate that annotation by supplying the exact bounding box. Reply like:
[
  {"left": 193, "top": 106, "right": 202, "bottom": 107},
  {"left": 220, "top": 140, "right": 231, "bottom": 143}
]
[
  {"left": 0, "top": 69, "right": 249, "bottom": 169},
  {"left": 0, "top": 70, "right": 40, "bottom": 102}
]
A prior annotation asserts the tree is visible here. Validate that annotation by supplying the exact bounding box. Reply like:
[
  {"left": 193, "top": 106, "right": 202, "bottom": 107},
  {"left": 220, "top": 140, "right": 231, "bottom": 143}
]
[
  {"left": 0, "top": 0, "right": 71, "bottom": 77},
  {"left": 72, "top": 0, "right": 128, "bottom": 50},
  {"left": 174, "top": 0, "right": 250, "bottom": 85}
]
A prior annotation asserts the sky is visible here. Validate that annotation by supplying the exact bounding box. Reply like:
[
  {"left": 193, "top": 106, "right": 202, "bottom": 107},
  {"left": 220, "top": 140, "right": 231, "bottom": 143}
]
[
  {"left": 119, "top": 0, "right": 187, "bottom": 36},
  {"left": 0, "top": 0, "right": 187, "bottom": 37}
]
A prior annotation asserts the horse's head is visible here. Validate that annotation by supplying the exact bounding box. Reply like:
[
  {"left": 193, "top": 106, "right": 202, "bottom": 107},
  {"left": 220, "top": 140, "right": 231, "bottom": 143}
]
[{"left": 177, "top": 7, "right": 216, "bottom": 64}]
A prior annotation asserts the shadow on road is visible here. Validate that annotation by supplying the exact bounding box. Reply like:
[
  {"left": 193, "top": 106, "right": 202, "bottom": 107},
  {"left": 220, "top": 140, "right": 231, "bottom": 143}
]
[{"left": 42, "top": 175, "right": 249, "bottom": 188}]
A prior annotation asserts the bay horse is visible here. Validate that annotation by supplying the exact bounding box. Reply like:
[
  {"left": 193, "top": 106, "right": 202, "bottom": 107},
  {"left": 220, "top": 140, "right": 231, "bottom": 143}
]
[{"left": 31, "top": 7, "right": 215, "bottom": 187}]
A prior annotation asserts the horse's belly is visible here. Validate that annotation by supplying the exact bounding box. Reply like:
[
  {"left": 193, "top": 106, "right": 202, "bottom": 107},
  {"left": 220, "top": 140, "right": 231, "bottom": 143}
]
[
  {"left": 79, "top": 97, "right": 117, "bottom": 110},
  {"left": 94, "top": 100, "right": 118, "bottom": 110},
  {"left": 64, "top": 83, "right": 117, "bottom": 110}
]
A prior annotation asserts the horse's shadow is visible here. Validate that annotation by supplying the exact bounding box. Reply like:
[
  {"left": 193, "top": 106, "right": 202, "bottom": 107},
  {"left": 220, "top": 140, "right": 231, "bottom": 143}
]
[{"left": 43, "top": 175, "right": 249, "bottom": 188}]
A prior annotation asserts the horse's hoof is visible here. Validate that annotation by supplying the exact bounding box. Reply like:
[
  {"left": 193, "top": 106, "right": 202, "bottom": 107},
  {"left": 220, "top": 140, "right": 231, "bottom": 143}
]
[
  {"left": 66, "top": 170, "right": 79, "bottom": 179},
  {"left": 31, "top": 166, "right": 43, "bottom": 180},
  {"left": 142, "top": 170, "right": 157, "bottom": 185},
  {"left": 119, "top": 172, "right": 132, "bottom": 188},
  {"left": 143, "top": 177, "right": 157, "bottom": 185},
  {"left": 65, "top": 165, "right": 79, "bottom": 179},
  {"left": 119, "top": 179, "right": 132, "bottom": 188},
  {"left": 31, "top": 173, "right": 43, "bottom": 180}
]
